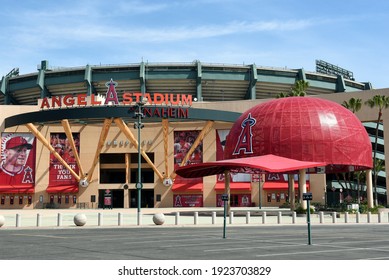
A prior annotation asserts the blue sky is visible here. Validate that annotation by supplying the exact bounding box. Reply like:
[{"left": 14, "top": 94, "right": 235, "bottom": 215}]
[{"left": 1, "top": 0, "right": 388, "bottom": 88}]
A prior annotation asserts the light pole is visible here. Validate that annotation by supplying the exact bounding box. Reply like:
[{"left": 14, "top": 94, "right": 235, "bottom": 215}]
[{"left": 134, "top": 98, "right": 146, "bottom": 225}]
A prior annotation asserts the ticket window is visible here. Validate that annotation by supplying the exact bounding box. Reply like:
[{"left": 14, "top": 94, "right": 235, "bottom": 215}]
[
  {"left": 19, "top": 196, "right": 23, "bottom": 204},
  {"left": 10, "top": 196, "right": 14, "bottom": 205},
  {"left": 276, "top": 193, "right": 280, "bottom": 202},
  {"left": 65, "top": 195, "right": 69, "bottom": 204},
  {"left": 73, "top": 195, "right": 77, "bottom": 204},
  {"left": 267, "top": 193, "right": 271, "bottom": 202},
  {"left": 58, "top": 195, "right": 62, "bottom": 204},
  {"left": 28, "top": 196, "right": 32, "bottom": 205},
  {"left": 1, "top": 196, "right": 5, "bottom": 205},
  {"left": 50, "top": 195, "right": 54, "bottom": 204}
]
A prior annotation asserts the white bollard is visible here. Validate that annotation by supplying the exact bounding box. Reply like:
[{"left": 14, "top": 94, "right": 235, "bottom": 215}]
[
  {"left": 118, "top": 213, "right": 123, "bottom": 226},
  {"left": 262, "top": 212, "right": 267, "bottom": 224},
  {"left": 194, "top": 212, "right": 198, "bottom": 225},
  {"left": 277, "top": 212, "right": 282, "bottom": 224},
  {"left": 367, "top": 212, "right": 372, "bottom": 223},
  {"left": 332, "top": 212, "right": 337, "bottom": 224},
  {"left": 319, "top": 211, "right": 324, "bottom": 224},
  {"left": 356, "top": 212, "right": 360, "bottom": 223},
  {"left": 229, "top": 211, "right": 234, "bottom": 224},
  {"left": 212, "top": 212, "right": 216, "bottom": 224},
  {"left": 246, "top": 212, "right": 250, "bottom": 224},
  {"left": 378, "top": 212, "right": 383, "bottom": 223},
  {"left": 36, "top": 213, "right": 41, "bottom": 227},
  {"left": 98, "top": 213, "right": 103, "bottom": 226},
  {"left": 344, "top": 212, "right": 349, "bottom": 223},
  {"left": 292, "top": 212, "right": 296, "bottom": 224},
  {"left": 0, "top": 215, "right": 5, "bottom": 227},
  {"left": 16, "top": 213, "right": 21, "bottom": 227},
  {"left": 175, "top": 212, "right": 180, "bottom": 225},
  {"left": 57, "top": 213, "right": 62, "bottom": 227}
]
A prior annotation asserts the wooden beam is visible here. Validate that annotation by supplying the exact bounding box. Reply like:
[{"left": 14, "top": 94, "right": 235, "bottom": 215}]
[
  {"left": 61, "top": 119, "right": 85, "bottom": 177},
  {"left": 87, "top": 118, "right": 112, "bottom": 182},
  {"left": 162, "top": 118, "right": 169, "bottom": 178},
  {"left": 25, "top": 123, "right": 80, "bottom": 181},
  {"left": 171, "top": 120, "right": 214, "bottom": 179},
  {"left": 114, "top": 118, "right": 164, "bottom": 181}
]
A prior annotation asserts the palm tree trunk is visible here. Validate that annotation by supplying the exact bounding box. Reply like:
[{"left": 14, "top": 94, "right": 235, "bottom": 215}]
[{"left": 373, "top": 112, "right": 382, "bottom": 206}]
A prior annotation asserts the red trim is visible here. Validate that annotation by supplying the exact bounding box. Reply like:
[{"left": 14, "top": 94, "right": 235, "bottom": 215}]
[
  {"left": 172, "top": 183, "right": 203, "bottom": 192},
  {"left": 263, "top": 182, "right": 310, "bottom": 190},
  {"left": 215, "top": 182, "right": 251, "bottom": 191},
  {"left": 46, "top": 185, "right": 79, "bottom": 193},
  {"left": 0, "top": 184, "right": 34, "bottom": 193}
]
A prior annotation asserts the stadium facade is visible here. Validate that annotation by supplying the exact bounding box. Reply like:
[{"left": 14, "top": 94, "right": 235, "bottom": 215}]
[{"left": 0, "top": 60, "right": 388, "bottom": 209}]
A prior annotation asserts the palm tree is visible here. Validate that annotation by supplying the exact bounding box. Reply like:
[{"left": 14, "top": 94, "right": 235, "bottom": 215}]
[
  {"left": 276, "top": 80, "right": 309, "bottom": 98},
  {"left": 365, "top": 95, "right": 389, "bottom": 206},
  {"left": 342, "top": 97, "right": 362, "bottom": 113}
]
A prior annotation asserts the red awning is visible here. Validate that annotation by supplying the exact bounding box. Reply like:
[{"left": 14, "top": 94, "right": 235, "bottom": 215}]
[
  {"left": 263, "top": 181, "right": 310, "bottom": 190},
  {"left": 175, "top": 154, "right": 325, "bottom": 178},
  {"left": 172, "top": 183, "right": 203, "bottom": 192},
  {"left": 46, "top": 185, "right": 79, "bottom": 193},
  {"left": 0, "top": 184, "right": 34, "bottom": 193},
  {"left": 215, "top": 182, "right": 251, "bottom": 191}
]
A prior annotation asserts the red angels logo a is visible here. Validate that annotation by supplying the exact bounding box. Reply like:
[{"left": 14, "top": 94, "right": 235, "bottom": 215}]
[{"left": 232, "top": 113, "right": 256, "bottom": 155}]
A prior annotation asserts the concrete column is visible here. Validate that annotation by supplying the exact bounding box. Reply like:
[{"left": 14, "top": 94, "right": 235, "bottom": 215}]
[
  {"left": 118, "top": 213, "right": 123, "bottom": 226},
  {"left": 36, "top": 213, "right": 41, "bottom": 227},
  {"left": 366, "top": 169, "right": 374, "bottom": 208},
  {"left": 262, "top": 212, "right": 267, "bottom": 224},
  {"left": 175, "top": 212, "right": 180, "bottom": 225},
  {"left": 299, "top": 169, "right": 307, "bottom": 209},
  {"left": 98, "top": 213, "right": 103, "bottom": 226},
  {"left": 229, "top": 212, "right": 234, "bottom": 224},
  {"left": 212, "top": 212, "right": 216, "bottom": 224},
  {"left": 57, "top": 213, "right": 62, "bottom": 227}
]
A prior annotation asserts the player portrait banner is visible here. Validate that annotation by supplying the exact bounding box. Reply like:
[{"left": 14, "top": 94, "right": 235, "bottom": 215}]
[
  {"left": 173, "top": 130, "right": 203, "bottom": 184},
  {"left": 0, "top": 133, "right": 36, "bottom": 186},
  {"left": 173, "top": 194, "right": 203, "bottom": 207},
  {"left": 49, "top": 133, "right": 80, "bottom": 186}
]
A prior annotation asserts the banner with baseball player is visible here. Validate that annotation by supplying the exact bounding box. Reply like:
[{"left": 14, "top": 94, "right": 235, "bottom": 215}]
[
  {"left": 0, "top": 133, "right": 36, "bottom": 187},
  {"left": 49, "top": 133, "right": 80, "bottom": 186}
]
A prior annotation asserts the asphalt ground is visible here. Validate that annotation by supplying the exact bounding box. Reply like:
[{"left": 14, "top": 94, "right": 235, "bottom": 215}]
[{"left": 1, "top": 224, "right": 389, "bottom": 260}]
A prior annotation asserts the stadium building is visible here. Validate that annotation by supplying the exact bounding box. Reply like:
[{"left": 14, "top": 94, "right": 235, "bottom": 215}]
[{"left": 0, "top": 60, "right": 388, "bottom": 209}]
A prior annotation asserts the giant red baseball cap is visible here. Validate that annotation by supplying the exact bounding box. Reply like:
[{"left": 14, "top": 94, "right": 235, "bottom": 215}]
[{"left": 5, "top": 136, "right": 33, "bottom": 150}]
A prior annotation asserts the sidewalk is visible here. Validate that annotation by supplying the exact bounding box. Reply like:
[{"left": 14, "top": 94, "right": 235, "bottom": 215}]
[{"left": 0, "top": 207, "right": 388, "bottom": 228}]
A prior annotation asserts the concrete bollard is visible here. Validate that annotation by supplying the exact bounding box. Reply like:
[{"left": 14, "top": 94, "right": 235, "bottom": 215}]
[
  {"left": 0, "top": 215, "right": 5, "bottom": 227},
  {"left": 367, "top": 212, "right": 371, "bottom": 223},
  {"left": 74, "top": 213, "right": 87, "bottom": 226},
  {"left": 16, "top": 213, "right": 21, "bottom": 227},
  {"left": 152, "top": 213, "right": 165, "bottom": 225},
  {"left": 212, "top": 212, "right": 216, "bottom": 224},
  {"left": 118, "top": 213, "right": 123, "bottom": 226},
  {"left": 262, "top": 212, "right": 267, "bottom": 224},
  {"left": 356, "top": 212, "right": 360, "bottom": 223},
  {"left": 246, "top": 212, "right": 250, "bottom": 224},
  {"left": 175, "top": 212, "right": 180, "bottom": 225},
  {"left": 57, "top": 213, "right": 62, "bottom": 227},
  {"left": 98, "top": 213, "right": 103, "bottom": 226},
  {"left": 332, "top": 212, "right": 337, "bottom": 224},
  {"left": 292, "top": 212, "right": 296, "bottom": 224},
  {"left": 194, "top": 212, "right": 198, "bottom": 225},
  {"left": 229, "top": 212, "right": 234, "bottom": 224},
  {"left": 36, "top": 213, "right": 41, "bottom": 227},
  {"left": 277, "top": 212, "right": 282, "bottom": 224},
  {"left": 344, "top": 212, "right": 349, "bottom": 223},
  {"left": 319, "top": 211, "right": 324, "bottom": 224},
  {"left": 378, "top": 212, "right": 383, "bottom": 223}
]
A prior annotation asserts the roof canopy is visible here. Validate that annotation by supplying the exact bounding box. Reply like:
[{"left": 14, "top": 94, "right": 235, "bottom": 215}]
[{"left": 175, "top": 154, "right": 325, "bottom": 178}]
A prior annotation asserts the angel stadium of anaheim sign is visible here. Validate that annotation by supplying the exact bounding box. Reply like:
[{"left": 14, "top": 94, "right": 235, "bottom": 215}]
[{"left": 40, "top": 79, "right": 193, "bottom": 110}]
